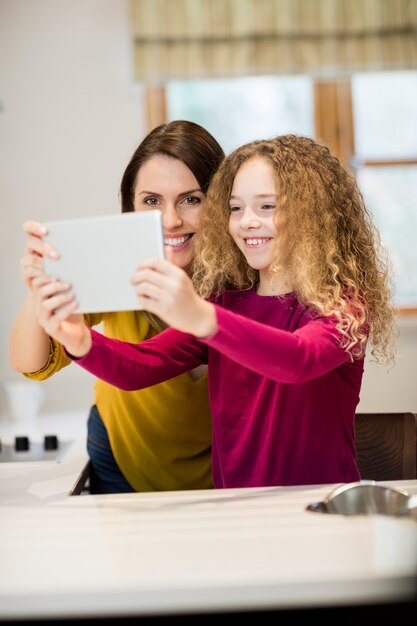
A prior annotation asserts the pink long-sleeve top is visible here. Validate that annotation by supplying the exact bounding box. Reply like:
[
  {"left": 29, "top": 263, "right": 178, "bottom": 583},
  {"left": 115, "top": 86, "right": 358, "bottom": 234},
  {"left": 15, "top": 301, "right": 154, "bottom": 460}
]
[{"left": 70, "top": 287, "right": 363, "bottom": 488}]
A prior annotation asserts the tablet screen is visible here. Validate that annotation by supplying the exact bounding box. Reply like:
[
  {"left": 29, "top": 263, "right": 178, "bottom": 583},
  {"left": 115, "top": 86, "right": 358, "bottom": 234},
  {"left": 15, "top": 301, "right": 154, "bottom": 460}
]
[{"left": 44, "top": 211, "right": 164, "bottom": 313}]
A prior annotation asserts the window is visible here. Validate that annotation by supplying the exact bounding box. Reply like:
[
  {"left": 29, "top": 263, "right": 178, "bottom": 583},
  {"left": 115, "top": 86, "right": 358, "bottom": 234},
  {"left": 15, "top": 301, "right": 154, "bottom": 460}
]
[
  {"left": 351, "top": 71, "right": 417, "bottom": 309},
  {"left": 167, "top": 76, "right": 314, "bottom": 154},
  {"left": 158, "top": 70, "right": 417, "bottom": 312}
]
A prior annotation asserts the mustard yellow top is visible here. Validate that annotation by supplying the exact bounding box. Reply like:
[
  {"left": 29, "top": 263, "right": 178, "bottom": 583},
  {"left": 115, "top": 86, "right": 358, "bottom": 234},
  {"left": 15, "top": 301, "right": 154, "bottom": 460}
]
[{"left": 24, "top": 311, "right": 213, "bottom": 492}]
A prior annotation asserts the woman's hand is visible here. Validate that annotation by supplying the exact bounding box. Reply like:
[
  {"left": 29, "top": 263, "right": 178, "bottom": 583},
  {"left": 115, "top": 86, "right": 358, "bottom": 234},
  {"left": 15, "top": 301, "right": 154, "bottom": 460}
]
[
  {"left": 131, "top": 256, "right": 217, "bottom": 338},
  {"left": 20, "top": 221, "right": 59, "bottom": 289},
  {"left": 30, "top": 274, "right": 92, "bottom": 358},
  {"left": 9, "top": 221, "right": 64, "bottom": 372}
]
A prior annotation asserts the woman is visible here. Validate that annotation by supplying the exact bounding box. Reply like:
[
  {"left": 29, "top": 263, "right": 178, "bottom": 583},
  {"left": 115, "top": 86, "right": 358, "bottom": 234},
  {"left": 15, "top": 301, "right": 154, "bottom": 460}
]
[{"left": 8, "top": 120, "right": 225, "bottom": 493}]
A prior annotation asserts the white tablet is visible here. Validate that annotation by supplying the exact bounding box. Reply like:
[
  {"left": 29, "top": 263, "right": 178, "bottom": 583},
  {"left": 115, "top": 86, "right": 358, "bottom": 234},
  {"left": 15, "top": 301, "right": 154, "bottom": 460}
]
[{"left": 43, "top": 211, "right": 164, "bottom": 313}]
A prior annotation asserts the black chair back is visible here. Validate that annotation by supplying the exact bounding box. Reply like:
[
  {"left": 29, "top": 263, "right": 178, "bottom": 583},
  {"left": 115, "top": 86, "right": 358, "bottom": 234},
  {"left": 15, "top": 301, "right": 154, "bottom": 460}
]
[{"left": 355, "top": 412, "right": 417, "bottom": 481}]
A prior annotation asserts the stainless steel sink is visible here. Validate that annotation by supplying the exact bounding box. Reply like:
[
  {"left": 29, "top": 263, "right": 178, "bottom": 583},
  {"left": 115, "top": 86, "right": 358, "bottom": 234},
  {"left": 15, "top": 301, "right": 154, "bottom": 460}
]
[{"left": 306, "top": 480, "right": 417, "bottom": 519}]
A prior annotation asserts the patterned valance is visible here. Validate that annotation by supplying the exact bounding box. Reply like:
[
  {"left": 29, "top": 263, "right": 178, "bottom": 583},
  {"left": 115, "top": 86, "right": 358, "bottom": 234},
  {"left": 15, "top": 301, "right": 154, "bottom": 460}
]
[{"left": 129, "top": 0, "right": 417, "bottom": 80}]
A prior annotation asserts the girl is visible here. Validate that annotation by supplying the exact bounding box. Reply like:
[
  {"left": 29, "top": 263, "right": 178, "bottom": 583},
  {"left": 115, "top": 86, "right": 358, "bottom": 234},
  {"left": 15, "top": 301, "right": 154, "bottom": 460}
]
[
  {"left": 30, "top": 135, "right": 397, "bottom": 488},
  {"left": 8, "top": 120, "right": 224, "bottom": 493}
]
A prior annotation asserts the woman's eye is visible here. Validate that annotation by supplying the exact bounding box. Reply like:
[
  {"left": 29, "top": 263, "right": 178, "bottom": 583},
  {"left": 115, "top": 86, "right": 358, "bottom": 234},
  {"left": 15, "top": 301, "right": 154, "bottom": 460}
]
[
  {"left": 262, "top": 204, "right": 276, "bottom": 211},
  {"left": 144, "top": 197, "right": 160, "bottom": 206},
  {"left": 229, "top": 205, "right": 241, "bottom": 213},
  {"left": 182, "top": 196, "right": 201, "bottom": 205}
]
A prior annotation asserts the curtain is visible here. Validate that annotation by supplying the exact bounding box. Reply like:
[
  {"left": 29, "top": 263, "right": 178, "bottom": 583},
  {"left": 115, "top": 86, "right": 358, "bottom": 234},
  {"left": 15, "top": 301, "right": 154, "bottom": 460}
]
[{"left": 129, "top": 0, "right": 417, "bottom": 81}]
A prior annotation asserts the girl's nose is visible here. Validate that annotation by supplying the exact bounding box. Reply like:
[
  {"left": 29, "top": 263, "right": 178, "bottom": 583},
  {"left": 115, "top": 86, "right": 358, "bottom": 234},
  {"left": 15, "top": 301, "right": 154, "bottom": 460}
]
[
  {"left": 240, "top": 209, "right": 261, "bottom": 229},
  {"left": 162, "top": 204, "right": 182, "bottom": 229}
]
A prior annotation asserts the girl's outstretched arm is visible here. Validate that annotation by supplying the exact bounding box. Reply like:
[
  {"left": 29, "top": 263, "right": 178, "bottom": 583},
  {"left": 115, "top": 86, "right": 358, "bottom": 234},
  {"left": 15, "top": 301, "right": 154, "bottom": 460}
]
[
  {"left": 131, "top": 256, "right": 217, "bottom": 338},
  {"left": 31, "top": 266, "right": 208, "bottom": 391}
]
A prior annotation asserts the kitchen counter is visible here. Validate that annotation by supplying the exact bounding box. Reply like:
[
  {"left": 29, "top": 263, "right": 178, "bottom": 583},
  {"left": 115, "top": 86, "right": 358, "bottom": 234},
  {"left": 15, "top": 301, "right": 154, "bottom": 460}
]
[
  {"left": 0, "top": 412, "right": 416, "bottom": 621},
  {"left": 0, "top": 410, "right": 89, "bottom": 503}
]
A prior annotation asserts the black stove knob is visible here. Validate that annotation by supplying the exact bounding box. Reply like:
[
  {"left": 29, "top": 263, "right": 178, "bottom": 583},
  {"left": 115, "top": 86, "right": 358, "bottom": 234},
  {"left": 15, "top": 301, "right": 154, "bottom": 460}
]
[
  {"left": 15, "top": 436, "right": 30, "bottom": 451},
  {"left": 44, "top": 434, "right": 59, "bottom": 450}
]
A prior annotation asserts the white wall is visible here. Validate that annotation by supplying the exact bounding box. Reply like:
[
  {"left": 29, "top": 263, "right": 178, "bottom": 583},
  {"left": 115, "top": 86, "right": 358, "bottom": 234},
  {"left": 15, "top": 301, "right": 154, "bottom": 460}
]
[
  {"left": 1, "top": 0, "right": 416, "bottom": 417},
  {"left": 0, "top": 0, "right": 145, "bottom": 413},
  {"left": 358, "top": 317, "right": 417, "bottom": 412}
]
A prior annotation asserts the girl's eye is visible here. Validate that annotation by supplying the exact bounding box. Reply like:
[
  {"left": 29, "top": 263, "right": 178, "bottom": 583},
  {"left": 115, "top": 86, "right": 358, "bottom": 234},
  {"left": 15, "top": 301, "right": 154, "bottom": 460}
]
[
  {"left": 229, "top": 205, "right": 241, "bottom": 213},
  {"left": 262, "top": 203, "right": 276, "bottom": 211}
]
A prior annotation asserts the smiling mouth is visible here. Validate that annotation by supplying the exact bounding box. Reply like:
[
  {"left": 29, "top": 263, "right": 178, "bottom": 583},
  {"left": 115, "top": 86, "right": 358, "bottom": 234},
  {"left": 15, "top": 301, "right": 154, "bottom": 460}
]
[
  {"left": 244, "top": 238, "right": 271, "bottom": 247},
  {"left": 164, "top": 234, "right": 193, "bottom": 248}
]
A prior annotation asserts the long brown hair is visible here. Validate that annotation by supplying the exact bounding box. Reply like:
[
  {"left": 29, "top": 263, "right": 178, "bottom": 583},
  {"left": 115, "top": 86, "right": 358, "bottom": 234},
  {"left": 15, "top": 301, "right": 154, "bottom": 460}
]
[
  {"left": 192, "top": 135, "right": 397, "bottom": 365},
  {"left": 120, "top": 120, "right": 224, "bottom": 212}
]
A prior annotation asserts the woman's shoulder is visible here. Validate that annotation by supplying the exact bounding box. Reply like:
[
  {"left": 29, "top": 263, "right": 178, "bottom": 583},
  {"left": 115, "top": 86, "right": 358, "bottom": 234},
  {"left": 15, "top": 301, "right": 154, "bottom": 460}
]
[{"left": 89, "top": 310, "right": 157, "bottom": 342}]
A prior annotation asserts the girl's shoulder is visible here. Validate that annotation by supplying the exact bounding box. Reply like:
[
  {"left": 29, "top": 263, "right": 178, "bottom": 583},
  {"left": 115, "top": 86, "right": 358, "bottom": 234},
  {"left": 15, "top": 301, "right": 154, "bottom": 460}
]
[{"left": 214, "top": 286, "right": 300, "bottom": 308}]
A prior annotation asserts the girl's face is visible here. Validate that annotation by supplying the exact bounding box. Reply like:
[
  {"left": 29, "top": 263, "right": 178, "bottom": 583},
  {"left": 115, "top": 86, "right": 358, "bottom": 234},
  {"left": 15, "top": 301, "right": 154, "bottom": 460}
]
[
  {"left": 229, "top": 156, "right": 290, "bottom": 295},
  {"left": 133, "top": 155, "right": 204, "bottom": 269},
  {"left": 229, "top": 156, "right": 278, "bottom": 273}
]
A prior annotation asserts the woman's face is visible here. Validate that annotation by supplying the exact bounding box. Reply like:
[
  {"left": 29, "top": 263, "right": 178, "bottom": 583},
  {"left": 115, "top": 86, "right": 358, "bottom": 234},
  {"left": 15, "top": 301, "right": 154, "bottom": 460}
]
[{"left": 133, "top": 155, "right": 204, "bottom": 270}]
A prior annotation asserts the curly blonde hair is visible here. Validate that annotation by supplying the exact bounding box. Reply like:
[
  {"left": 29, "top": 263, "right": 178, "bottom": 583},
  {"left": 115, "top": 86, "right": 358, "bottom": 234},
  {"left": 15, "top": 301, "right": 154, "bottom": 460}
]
[{"left": 192, "top": 135, "right": 397, "bottom": 365}]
